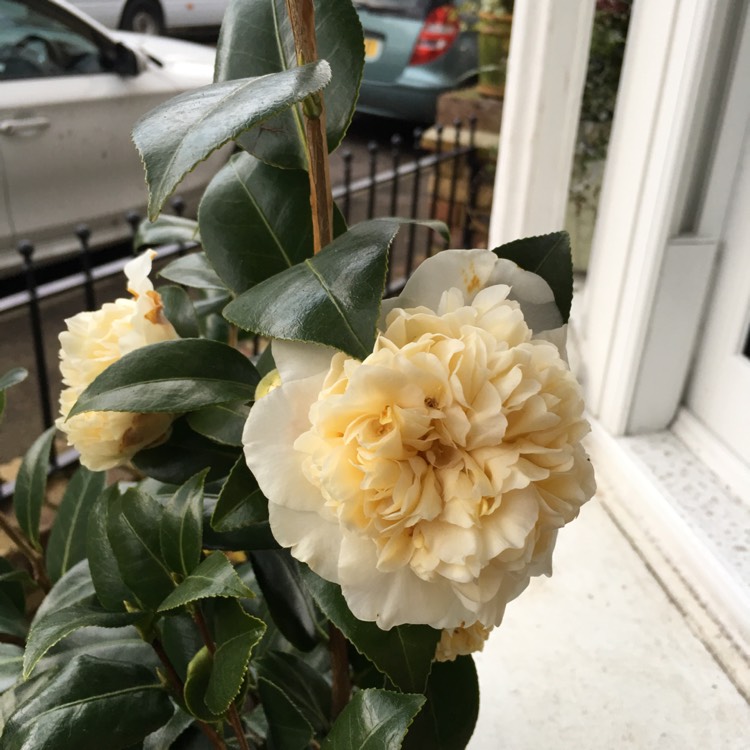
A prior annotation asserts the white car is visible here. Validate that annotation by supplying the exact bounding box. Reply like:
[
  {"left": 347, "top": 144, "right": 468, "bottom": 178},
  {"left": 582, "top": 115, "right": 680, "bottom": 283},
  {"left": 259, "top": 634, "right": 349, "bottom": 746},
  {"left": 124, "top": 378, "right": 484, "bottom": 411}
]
[
  {"left": 66, "top": 0, "right": 229, "bottom": 36},
  {"left": 0, "top": 0, "right": 224, "bottom": 275}
]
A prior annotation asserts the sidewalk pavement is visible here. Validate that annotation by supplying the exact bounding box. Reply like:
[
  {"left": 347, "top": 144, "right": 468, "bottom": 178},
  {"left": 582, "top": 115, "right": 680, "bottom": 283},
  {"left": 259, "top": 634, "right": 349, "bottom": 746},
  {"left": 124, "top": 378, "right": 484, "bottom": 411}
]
[{"left": 468, "top": 495, "right": 749, "bottom": 749}]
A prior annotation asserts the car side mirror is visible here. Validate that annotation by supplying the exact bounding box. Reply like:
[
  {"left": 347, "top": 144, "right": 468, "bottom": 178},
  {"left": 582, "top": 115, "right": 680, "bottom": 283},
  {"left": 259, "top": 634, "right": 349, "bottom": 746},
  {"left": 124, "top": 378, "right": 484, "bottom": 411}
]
[{"left": 110, "top": 42, "right": 140, "bottom": 77}]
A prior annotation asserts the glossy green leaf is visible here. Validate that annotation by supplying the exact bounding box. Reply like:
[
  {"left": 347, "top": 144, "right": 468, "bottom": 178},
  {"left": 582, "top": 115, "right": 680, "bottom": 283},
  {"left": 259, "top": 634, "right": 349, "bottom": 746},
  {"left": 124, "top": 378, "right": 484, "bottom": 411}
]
[
  {"left": 0, "top": 559, "right": 26, "bottom": 613},
  {"left": 34, "top": 559, "right": 94, "bottom": 622},
  {"left": 300, "top": 566, "right": 440, "bottom": 693},
  {"left": 160, "top": 471, "right": 208, "bottom": 579},
  {"left": 134, "top": 418, "right": 241, "bottom": 486},
  {"left": 255, "top": 345, "right": 276, "bottom": 377},
  {"left": 211, "top": 458, "right": 269, "bottom": 533},
  {"left": 202, "top": 313, "right": 231, "bottom": 344},
  {"left": 205, "top": 599, "right": 265, "bottom": 715},
  {"left": 0, "top": 368, "right": 27, "bottom": 424},
  {"left": 493, "top": 231, "right": 573, "bottom": 322},
  {"left": 0, "top": 590, "right": 26, "bottom": 640},
  {"left": 250, "top": 550, "right": 319, "bottom": 652},
  {"left": 86, "top": 487, "right": 132, "bottom": 612},
  {"left": 216, "top": 0, "right": 364, "bottom": 170},
  {"left": 134, "top": 215, "right": 200, "bottom": 250},
  {"left": 133, "top": 62, "right": 332, "bottom": 218},
  {"left": 0, "top": 644, "right": 23, "bottom": 692},
  {"left": 143, "top": 706, "right": 195, "bottom": 750},
  {"left": 107, "top": 489, "right": 175, "bottom": 611},
  {"left": 159, "top": 285, "right": 201, "bottom": 339},
  {"left": 199, "top": 151, "right": 346, "bottom": 294},
  {"left": 0, "top": 368, "right": 27, "bottom": 391},
  {"left": 34, "top": 628, "right": 156, "bottom": 676},
  {"left": 45, "top": 467, "right": 105, "bottom": 584},
  {"left": 0, "top": 670, "right": 55, "bottom": 738},
  {"left": 187, "top": 402, "right": 249, "bottom": 448},
  {"left": 194, "top": 290, "right": 233, "bottom": 318},
  {"left": 0, "top": 569, "right": 34, "bottom": 591},
  {"left": 160, "top": 613, "right": 203, "bottom": 683},
  {"left": 256, "top": 651, "right": 331, "bottom": 735},
  {"left": 13, "top": 426, "right": 55, "bottom": 551},
  {"left": 401, "top": 656, "right": 479, "bottom": 750},
  {"left": 158, "top": 553, "right": 254, "bottom": 613},
  {"left": 23, "top": 599, "right": 142, "bottom": 679},
  {"left": 202, "top": 519, "right": 278, "bottom": 552},
  {"left": 258, "top": 677, "right": 314, "bottom": 750},
  {"left": 3, "top": 656, "right": 173, "bottom": 749},
  {"left": 320, "top": 689, "right": 425, "bottom": 749},
  {"left": 68, "top": 339, "right": 259, "bottom": 417},
  {"left": 224, "top": 219, "right": 448, "bottom": 359},
  {"left": 159, "top": 252, "right": 227, "bottom": 290},
  {"left": 183, "top": 647, "right": 220, "bottom": 722}
]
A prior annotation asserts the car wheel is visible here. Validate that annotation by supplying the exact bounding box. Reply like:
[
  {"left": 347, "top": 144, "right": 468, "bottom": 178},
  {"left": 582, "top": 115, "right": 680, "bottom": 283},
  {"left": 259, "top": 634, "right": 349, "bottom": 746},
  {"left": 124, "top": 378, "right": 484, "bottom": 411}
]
[{"left": 119, "top": 0, "right": 165, "bottom": 35}]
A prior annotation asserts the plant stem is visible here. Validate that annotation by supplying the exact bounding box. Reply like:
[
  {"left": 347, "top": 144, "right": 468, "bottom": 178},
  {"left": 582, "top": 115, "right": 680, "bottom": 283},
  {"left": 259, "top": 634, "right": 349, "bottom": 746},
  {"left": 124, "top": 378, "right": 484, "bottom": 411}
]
[
  {"left": 285, "top": 0, "right": 334, "bottom": 253},
  {"left": 193, "top": 606, "right": 251, "bottom": 750},
  {"left": 329, "top": 623, "right": 351, "bottom": 719},
  {"left": 151, "top": 637, "right": 226, "bottom": 750},
  {"left": 0, "top": 513, "right": 50, "bottom": 592}
]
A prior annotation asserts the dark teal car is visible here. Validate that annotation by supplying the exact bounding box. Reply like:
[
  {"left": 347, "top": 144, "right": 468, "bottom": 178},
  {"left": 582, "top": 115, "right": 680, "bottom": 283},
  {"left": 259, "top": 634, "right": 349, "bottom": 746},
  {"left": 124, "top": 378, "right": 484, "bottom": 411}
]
[{"left": 354, "top": 0, "right": 477, "bottom": 123}]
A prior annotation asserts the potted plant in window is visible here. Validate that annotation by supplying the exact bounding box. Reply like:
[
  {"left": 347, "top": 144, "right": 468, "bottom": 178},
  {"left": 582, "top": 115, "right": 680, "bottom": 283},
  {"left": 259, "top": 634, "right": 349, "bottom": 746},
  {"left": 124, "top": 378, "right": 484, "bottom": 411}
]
[{"left": 476, "top": 0, "right": 514, "bottom": 98}]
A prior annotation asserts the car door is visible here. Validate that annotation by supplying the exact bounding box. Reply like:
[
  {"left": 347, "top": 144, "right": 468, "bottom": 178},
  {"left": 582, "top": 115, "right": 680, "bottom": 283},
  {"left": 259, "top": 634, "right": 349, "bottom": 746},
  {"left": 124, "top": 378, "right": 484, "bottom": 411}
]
[{"left": 0, "top": 0, "right": 183, "bottom": 271}]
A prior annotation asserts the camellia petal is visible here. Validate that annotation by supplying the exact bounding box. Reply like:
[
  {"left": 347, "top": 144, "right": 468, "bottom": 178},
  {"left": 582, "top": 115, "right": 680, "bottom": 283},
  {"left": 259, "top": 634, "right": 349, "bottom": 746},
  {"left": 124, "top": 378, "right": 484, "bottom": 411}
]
[
  {"left": 435, "top": 621, "right": 493, "bottom": 662},
  {"left": 56, "top": 251, "right": 179, "bottom": 470},
  {"left": 243, "top": 248, "right": 595, "bottom": 631}
]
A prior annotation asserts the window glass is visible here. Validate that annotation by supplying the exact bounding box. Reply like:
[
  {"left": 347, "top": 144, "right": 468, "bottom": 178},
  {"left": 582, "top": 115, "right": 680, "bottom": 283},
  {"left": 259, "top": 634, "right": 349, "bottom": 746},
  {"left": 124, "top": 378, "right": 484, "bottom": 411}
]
[{"left": 0, "top": 0, "right": 106, "bottom": 80}]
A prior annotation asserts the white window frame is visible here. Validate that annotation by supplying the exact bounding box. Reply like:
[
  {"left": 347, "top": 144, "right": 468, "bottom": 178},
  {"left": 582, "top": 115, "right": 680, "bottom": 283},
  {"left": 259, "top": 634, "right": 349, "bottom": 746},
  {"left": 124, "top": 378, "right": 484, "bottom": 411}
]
[
  {"left": 581, "top": 0, "right": 743, "bottom": 436},
  {"left": 488, "top": 0, "right": 750, "bottom": 655},
  {"left": 490, "top": 0, "right": 746, "bottom": 440}
]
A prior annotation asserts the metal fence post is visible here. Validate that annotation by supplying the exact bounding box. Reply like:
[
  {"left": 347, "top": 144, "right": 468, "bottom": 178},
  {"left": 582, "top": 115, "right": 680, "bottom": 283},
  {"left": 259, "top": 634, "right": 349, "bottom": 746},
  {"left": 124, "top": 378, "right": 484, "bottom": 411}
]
[
  {"left": 386, "top": 134, "right": 402, "bottom": 286},
  {"left": 75, "top": 224, "right": 96, "bottom": 311},
  {"left": 342, "top": 149, "right": 353, "bottom": 224},
  {"left": 367, "top": 140, "right": 378, "bottom": 219},
  {"left": 462, "top": 116, "right": 480, "bottom": 249},
  {"left": 126, "top": 211, "right": 141, "bottom": 255},
  {"left": 447, "top": 118, "right": 463, "bottom": 245},
  {"left": 405, "top": 127, "right": 424, "bottom": 277},
  {"left": 18, "top": 241, "right": 55, "bottom": 439},
  {"left": 171, "top": 197, "right": 187, "bottom": 257},
  {"left": 426, "top": 124, "right": 444, "bottom": 257}
]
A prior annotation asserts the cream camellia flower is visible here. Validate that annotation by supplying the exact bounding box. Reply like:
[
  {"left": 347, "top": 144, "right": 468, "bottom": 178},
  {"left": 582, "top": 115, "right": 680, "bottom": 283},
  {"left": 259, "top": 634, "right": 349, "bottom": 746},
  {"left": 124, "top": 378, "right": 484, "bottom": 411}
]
[
  {"left": 244, "top": 249, "right": 596, "bottom": 630},
  {"left": 56, "top": 250, "right": 179, "bottom": 471},
  {"left": 435, "top": 622, "right": 493, "bottom": 662}
]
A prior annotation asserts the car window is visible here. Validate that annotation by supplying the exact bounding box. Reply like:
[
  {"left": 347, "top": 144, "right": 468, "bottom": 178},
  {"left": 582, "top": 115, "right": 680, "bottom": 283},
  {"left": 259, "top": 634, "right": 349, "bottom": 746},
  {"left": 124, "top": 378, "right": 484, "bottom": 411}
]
[{"left": 0, "top": 0, "right": 107, "bottom": 80}]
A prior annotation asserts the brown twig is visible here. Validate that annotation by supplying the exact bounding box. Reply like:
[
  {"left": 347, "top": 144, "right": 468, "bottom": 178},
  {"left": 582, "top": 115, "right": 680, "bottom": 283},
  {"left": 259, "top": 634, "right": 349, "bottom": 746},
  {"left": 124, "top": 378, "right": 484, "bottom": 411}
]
[
  {"left": 151, "top": 637, "right": 226, "bottom": 750},
  {"left": 329, "top": 623, "right": 351, "bottom": 719},
  {"left": 193, "top": 607, "right": 251, "bottom": 750},
  {"left": 0, "top": 513, "right": 50, "bottom": 592},
  {"left": 285, "top": 0, "right": 334, "bottom": 253}
]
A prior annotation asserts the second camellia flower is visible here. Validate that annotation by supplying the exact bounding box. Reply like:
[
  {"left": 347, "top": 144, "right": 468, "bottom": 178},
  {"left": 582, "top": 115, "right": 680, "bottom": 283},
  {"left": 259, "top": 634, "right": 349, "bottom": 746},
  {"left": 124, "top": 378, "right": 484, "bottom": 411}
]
[
  {"left": 244, "top": 249, "right": 596, "bottom": 641},
  {"left": 56, "top": 251, "right": 179, "bottom": 471}
]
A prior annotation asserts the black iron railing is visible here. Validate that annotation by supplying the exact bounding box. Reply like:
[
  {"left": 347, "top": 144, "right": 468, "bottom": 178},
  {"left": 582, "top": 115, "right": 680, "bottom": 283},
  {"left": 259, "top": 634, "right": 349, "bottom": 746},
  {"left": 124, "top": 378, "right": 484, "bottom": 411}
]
[{"left": 0, "top": 118, "right": 480, "bottom": 495}]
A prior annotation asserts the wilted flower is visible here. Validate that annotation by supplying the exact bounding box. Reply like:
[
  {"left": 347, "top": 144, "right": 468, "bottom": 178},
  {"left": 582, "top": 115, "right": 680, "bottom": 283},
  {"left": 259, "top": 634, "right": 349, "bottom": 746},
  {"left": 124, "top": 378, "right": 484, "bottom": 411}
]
[
  {"left": 244, "top": 249, "right": 595, "bottom": 630},
  {"left": 56, "top": 251, "right": 178, "bottom": 470}
]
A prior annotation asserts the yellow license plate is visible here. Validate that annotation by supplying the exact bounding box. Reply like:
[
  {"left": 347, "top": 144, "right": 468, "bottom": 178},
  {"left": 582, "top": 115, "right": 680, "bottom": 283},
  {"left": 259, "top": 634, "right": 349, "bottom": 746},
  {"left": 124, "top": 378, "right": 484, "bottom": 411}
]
[{"left": 364, "top": 37, "right": 381, "bottom": 61}]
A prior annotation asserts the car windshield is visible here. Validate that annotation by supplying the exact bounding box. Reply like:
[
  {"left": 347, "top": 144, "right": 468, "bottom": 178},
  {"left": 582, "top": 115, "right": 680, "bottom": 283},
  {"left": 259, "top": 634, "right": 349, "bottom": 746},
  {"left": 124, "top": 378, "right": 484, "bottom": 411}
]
[
  {"left": 352, "top": 1, "right": 432, "bottom": 18},
  {"left": 0, "top": 0, "right": 106, "bottom": 79}
]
